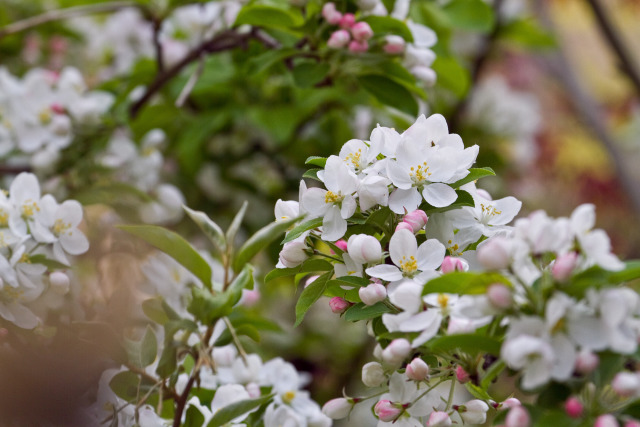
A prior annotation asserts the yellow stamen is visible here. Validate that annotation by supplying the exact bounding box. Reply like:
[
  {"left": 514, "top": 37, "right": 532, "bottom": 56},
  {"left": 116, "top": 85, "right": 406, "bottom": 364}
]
[
  {"left": 399, "top": 255, "right": 418, "bottom": 274},
  {"left": 283, "top": 391, "right": 296, "bottom": 404},
  {"left": 437, "top": 294, "right": 449, "bottom": 308},
  {"left": 324, "top": 191, "right": 343, "bottom": 204}
]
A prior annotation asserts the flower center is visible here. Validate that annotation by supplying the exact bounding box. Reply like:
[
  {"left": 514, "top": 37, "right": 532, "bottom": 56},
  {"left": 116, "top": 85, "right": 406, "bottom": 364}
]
[
  {"left": 447, "top": 240, "right": 461, "bottom": 256},
  {"left": 480, "top": 203, "right": 502, "bottom": 223},
  {"left": 399, "top": 255, "right": 418, "bottom": 275},
  {"left": 283, "top": 391, "right": 296, "bottom": 404},
  {"left": 0, "top": 210, "right": 8, "bottom": 227},
  {"left": 0, "top": 286, "right": 23, "bottom": 303},
  {"left": 437, "top": 293, "right": 449, "bottom": 308},
  {"left": 53, "top": 218, "right": 72, "bottom": 236},
  {"left": 21, "top": 200, "right": 40, "bottom": 218},
  {"left": 38, "top": 108, "right": 52, "bottom": 125},
  {"left": 344, "top": 148, "right": 363, "bottom": 170},
  {"left": 410, "top": 161, "right": 431, "bottom": 184},
  {"left": 325, "top": 191, "right": 344, "bottom": 204}
]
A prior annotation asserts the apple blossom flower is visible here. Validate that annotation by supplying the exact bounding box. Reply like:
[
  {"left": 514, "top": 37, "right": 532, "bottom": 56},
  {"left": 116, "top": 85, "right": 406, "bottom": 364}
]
[
  {"left": 552, "top": 252, "right": 578, "bottom": 282},
  {"left": 381, "top": 338, "right": 411, "bottom": 365},
  {"left": 574, "top": 349, "right": 599, "bottom": 374},
  {"left": 347, "top": 234, "right": 382, "bottom": 265},
  {"left": 406, "top": 358, "right": 429, "bottom": 381},
  {"left": 384, "top": 35, "right": 406, "bottom": 54},
  {"left": 328, "top": 30, "right": 350, "bottom": 49},
  {"left": 322, "top": 3, "right": 342, "bottom": 24},
  {"left": 402, "top": 209, "right": 428, "bottom": 233},
  {"left": 362, "top": 361, "right": 386, "bottom": 387},
  {"left": 427, "top": 411, "right": 451, "bottom": 426},
  {"left": 359, "top": 282, "right": 387, "bottom": 305},
  {"left": 564, "top": 396, "right": 584, "bottom": 418},
  {"left": 594, "top": 414, "right": 620, "bottom": 427},
  {"left": 322, "top": 398, "right": 352, "bottom": 419},
  {"left": 339, "top": 13, "right": 355, "bottom": 29},
  {"left": 612, "top": 372, "right": 640, "bottom": 397},
  {"left": 440, "top": 256, "right": 466, "bottom": 273},
  {"left": 457, "top": 400, "right": 489, "bottom": 424},
  {"left": 49, "top": 271, "right": 70, "bottom": 295},
  {"left": 374, "top": 400, "right": 401, "bottom": 422},
  {"left": 487, "top": 283, "right": 512, "bottom": 309},
  {"left": 476, "top": 236, "right": 512, "bottom": 270},
  {"left": 329, "top": 297, "right": 350, "bottom": 314},
  {"left": 351, "top": 22, "right": 373, "bottom": 41},
  {"left": 278, "top": 240, "right": 309, "bottom": 268},
  {"left": 505, "top": 406, "right": 530, "bottom": 427},
  {"left": 455, "top": 365, "right": 470, "bottom": 383},
  {"left": 348, "top": 40, "right": 369, "bottom": 53},
  {"left": 501, "top": 334, "right": 555, "bottom": 390}
]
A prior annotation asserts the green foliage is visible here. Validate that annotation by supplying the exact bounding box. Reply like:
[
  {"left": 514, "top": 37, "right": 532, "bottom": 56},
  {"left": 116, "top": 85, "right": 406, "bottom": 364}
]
[
  {"left": 422, "top": 272, "right": 512, "bottom": 295},
  {"left": 564, "top": 260, "right": 640, "bottom": 298},
  {"left": 233, "top": 216, "right": 299, "bottom": 272},
  {"left": 344, "top": 302, "right": 393, "bottom": 321},
  {"left": 234, "top": 4, "right": 304, "bottom": 29},
  {"left": 427, "top": 333, "right": 502, "bottom": 355},
  {"left": 357, "top": 74, "right": 419, "bottom": 117},
  {"left": 295, "top": 271, "right": 332, "bottom": 326},
  {"left": 442, "top": 0, "right": 495, "bottom": 33},
  {"left": 207, "top": 394, "right": 274, "bottom": 427}
]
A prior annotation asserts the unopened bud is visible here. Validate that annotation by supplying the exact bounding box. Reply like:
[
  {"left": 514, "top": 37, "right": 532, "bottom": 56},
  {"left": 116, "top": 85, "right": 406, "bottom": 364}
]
[
  {"left": 374, "top": 400, "right": 401, "bottom": 422},
  {"left": 383, "top": 35, "right": 405, "bottom": 54},
  {"left": 459, "top": 400, "right": 489, "bottom": 425},
  {"left": 322, "top": 3, "right": 342, "bottom": 25},
  {"left": 552, "top": 252, "right": 578, "bottom": 282},
  {"left": 411, "top": 65, "right": 436, "bottom": 86},
  {"left": 348, "top": 40, "right": 369, "bottom": 53},
  {"left": 240, "top": 289, "right": 260, "bottom": 307},
  {"left": 406, "top": 357, "right": 429, "bottom": 381},
  {"left": 477, "top": 237, "right": 511, "bottom": 270},
  {"left": 594, "top": 414, "right": 620, "bottom": 427},
  {"left": 279, "top": 241, "right": 308, "bottom": 268},
  {"left": 382, "top": 338, "right": 411, "bottom": 365},
  {"left": 359, "top": 283, "right": 387, "bottom": 306},
  {"left": 362, "top": 361, "right": 386, "bottom": 387},
  {"left": 575, "top": 349, "right": 599, "bottom": 374},
  {"left": 327, "top": 30, "right": 350, "bottom": 49},
  {"left": 505, "top": 406, "right": 530, "bottom": 427},
  {"left": 329, "top": 297, "right": 350, "bottom": 314},
  {"left": 334, "top": 239, "right": 348, "bottom": 251},
  {"left": 440, "top": 256, "right": 466, "bottom": 273},
  {"left": 351, "top": 22, "right": 373, "bottom": 41},
  {"left": 487, "top": 283, "right": 512, "bottom": 309},
  {"left": 499, "top": 398, "right": 521, "bottom": 410},
  {"left": 624, "top": 420, "right": 640, "bottom": 427},
  {"left": 456, "top": 365, "right": 470, "bottom": 383},
  {"left": 402, "top": 209, "right": 428, "bottom": 233},
  {"left": 339, "top": 13, "right": 356, "bottom": 29},
  {"left": 427, "top": 411, "right": 452, "bottom": 426},
  {"left": 49, "top": 271, "right": 70, "bottom": 295},
  {"left": 564, "top": 397, "right": 583, "bottom": 418},
  {"left": 348, "top": 234, "right": 382, "bottom": 264},
  {"left": 395, "top": 222, "right": 414, "bottom": 233},
  {"left": 322, "top": 397, "right": 352, "bottom": 419},
  {"left": 612, "top": 372, "right": 640, "bottom": 397}
]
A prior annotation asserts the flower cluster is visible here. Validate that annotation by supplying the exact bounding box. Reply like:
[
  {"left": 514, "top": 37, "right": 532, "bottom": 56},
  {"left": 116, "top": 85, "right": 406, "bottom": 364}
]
[
  {"left": 0, "top": 173, "right": 89, "bottom": 329},
  {"left": 274, "top": 113, "right": 640, "bottom": 426},
  {"left": 0, "top": 67, "right": 113, "bottom": 169}
]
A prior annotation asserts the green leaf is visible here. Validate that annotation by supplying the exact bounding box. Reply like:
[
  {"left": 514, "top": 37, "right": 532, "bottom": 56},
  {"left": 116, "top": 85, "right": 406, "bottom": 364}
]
[
  {"left": 295, "top": 271, "right": 332, "bottom": 326},
  {"left": 344, "top": 302, "right": 393, "bottom": 321},
  {"left": 361, "top": 16, "right": 413, "bottom": 41},
  {"left": 450, "top": 167, "right": 495, "bottom": 188},
  {"left": 188, "top": 288, "right": 234, "bottom": 324},
  {"left": 428, "top": 333, "right": 501, "bottom": 355},
  {"left": 140, "top": 326, "right": 158, "bottom": 367},
  {"left": 185, "top": 405, "right": 205, "bottom": 427},
  {"left": 325, "top": 276, "right": 368, "bottom": 302},
  {"left": 28, "top": 254, "right": 70, "bottom": 270},
  {"left": 305, "top": 156, "right": 327, "bottom": 168},
  {"left": 365, "top": 207, "right": 394, "bottom": 232},
  {"left": 215, "top": 323, "right": 261, "bottom": 346},
  {"left": 358, "top": 74, "right": 418, "bottom": 117},
  {"left": 292, "top": 62, "right": 330, "bottom": 88},
  {"left": 431, "top": 56, "right": 470, "bottom": 98},
  {"left": 156, "top": 342, "right": 177, "bottom": 378},
  {"left": 465, "top": 382, "right": 493, "bottom": 401},
  {"left": 500, "top": 18, "right": 556, "bottom": 50},
  {"left": 302, "top": 168, "right": 323, "bottom": 181},
  {"left": 420, "top": 190, "right": 475, "bottom": 215},
  {"left": 564, "top": 260, "right": 640, "bottom": 298},
  {"left": 443, "top": 0, "right": 495, "bottom": 33},
  {"left": 184, "top": 206, "right": 227, "bottom": 252},
  {"left": 119, "top": 225, "right": 212, "bottom": 290},
  {"left": 247, "top": 48, "right": 298, "bottom": 74},
  {"left": 109, "top": 371, "right": 142, "bottom": 402},
  {"left": 226, "top": 201, "right": 248, "bottom": 251},
  {"left": 227, "top": 265, "right": 255, "bottom": 306},
  {"left": 232, "top": 217, "right": 299, "bottom": 272},
  {"left": 235, "top": 4, "right": 304, "bottom": 29},
  {"left": 142, "top": 298, "right": 171, "bottom": 325},
  {"left": 208, "top": 394, "right": 274, "bottom": 427},
  {"left": 264, "top": 259, "right": 333, "bottom": 282},
  {"left": 422, "top": 272, "right": 511, "bottom": 295},
  {"left": 481, "top": 359, "right": 506, "bottom": 389},
  {"left": 282, "top": 217, "right": 323, "bottom": 244}
]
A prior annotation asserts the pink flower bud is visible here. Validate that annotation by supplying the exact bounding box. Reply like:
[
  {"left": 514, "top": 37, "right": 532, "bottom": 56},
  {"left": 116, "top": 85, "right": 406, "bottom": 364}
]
[
  {"left": 351, "top": 22, "right": 373, "bottom": 41},
  {"left": 477, "top": 237, "right": 511, "bottom": 270},
  {"left": 487, "top": 283, "right": 512, "bottom": 309},
  {"left": 362, "top": 361, "right": 386, "bottom": 387},
  {"left": 339, "top": 13, "right": 356, "bottom": 29},
  {"left": 505, "top": 406, "right": 530, "bottom": 427},
  {"left": 395, "top": 222, "right": 414, "bottom": 233},
  {"left": 322, "top": 3, "right": 343, "bottom": 25},
  {"left": 327, "top": 30, "right": 350, "bottom": 49},
  {"left": 50, "top": 271, "right": 70, "bottom": 295},
  {"left": 383, "top": 35, "right": 405, "bottom": 54},
  {"left": 329, "top": 297, "right": 350, "bottom": 314},
  {"left": 279, "top": 241, "right": 308, "bottom": 268},
  {"left": 322, "top": 397, "right": 352, "bottom": 419},
  {"left": 575, "top": 349, "right": 599, "bottom": 374},
  {"left": 348, "top": 40, "right": 369, "bottom": 53},
  {"left": 374, "top": 400, "right": 402, "bottom": 422},
  {"left": 406, "top": 357, "right": 429, "bottom": 381},
  {"left": 382, "top": 338, "right": 411, "bottom": 365},
  {"left": 240, "top": 289, "right": 260, "bottom": 307},
  {"left": 334, "top": 239, "right": 348, "bottom": 251},
  {"left": 50, "top": 103, "right": 65, "bottom": 115},
  {"left": 624, "top": 420, "right": 640, "bottom": 427},
  {"left": 359, "top": 283, "right": 387, "bottom": 306},
  {"left": 441, "top": 256, "right": 465, "bottom": 273},
  {"left": 612, "top": 372, "right": 640, "bottom": 397},
  {"left": 594, "top": 414, "right": 620, "bottom": 427},
  {"left": 402, "top": 209, "right": 428, "bottom": 233},
  {"left": 427, "top": 411, "right": 452, "bottom": 426},
  {"left": 499, "top": 398, "right": 521, "bottom": 410},
  {"left": 348, "top": 234, "right": 382, "bottom": 264},
  {"left": 564, "top": 397, "right": 583, "bottom": 418},
  {"left": 456, "top": 365, "right": 470, "bottom": 383},
  {"left": 552, "top": 252, "right": 578, "bottom": 282}
]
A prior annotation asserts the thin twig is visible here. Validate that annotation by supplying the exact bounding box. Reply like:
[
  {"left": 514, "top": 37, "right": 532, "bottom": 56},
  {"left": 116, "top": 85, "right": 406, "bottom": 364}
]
[
  {"left": 152, "top": 17, "right": 165, "bottom": 74},
  {"left": 0, "top": 1, "right": 137, "bottom": 40},
  {"left": 585, "top": 0, "right": 640, "bottom": 98}
]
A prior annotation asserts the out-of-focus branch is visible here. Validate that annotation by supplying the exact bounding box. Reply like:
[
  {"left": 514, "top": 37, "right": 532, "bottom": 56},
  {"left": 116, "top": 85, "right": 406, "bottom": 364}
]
[
  {"left": 448, "top": 0, "right": 504, "bottom": 131},
  {"left": 535, "top": 1, "right": 640, "bottom": 216},
  {"left": 0, "top": 1, "right": 136, "bottom": 40},
  {"left": 129, "top": 28, "right": 281, "bottom": 118},
  {"left": 585, "top": 0, "right": 640, "bottom": 98}
]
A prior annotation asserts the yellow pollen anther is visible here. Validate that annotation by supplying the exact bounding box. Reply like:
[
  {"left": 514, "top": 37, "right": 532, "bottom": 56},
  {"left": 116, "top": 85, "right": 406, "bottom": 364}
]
[
  {"left": 38, "top": 109, "right": 52, "bottom": 124},
  {"left": 19, "top": 253, "right": 31, "bottom": 264},
  {"left": 53, "top": 218, "right": 71, "bottom": 235},
  {"left": 399, "top": 255, "right": 418, "bottom": 274},
  {"left": 22, "top": 200, "right": 40, "bottom": 218},
  {"left": 324, "top": 191, "right": 343, "bottom": 204},
  {"left": 283, "top": 391, "right": 296, "bottom": 404},
  {"left": 344, "top": 148, "right": 363, "bottom": 169},
  {"left": 410, "top": 162, "right": 432, "bottom": 183},
  {"left": 0, "top": 210, "right": 8, "bottom": 227},
  {"left": 437, "top": 293, "right": 449, "bottom": 308},
  {"left": 480, "top": 204, "right": 502, "bottom": 217}
]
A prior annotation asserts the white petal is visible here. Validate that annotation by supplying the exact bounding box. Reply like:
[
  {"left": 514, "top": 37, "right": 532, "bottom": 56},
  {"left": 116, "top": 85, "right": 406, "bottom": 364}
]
[
  {"left": 490, "top": 196, "right": 522, "bottom": 226},
  {"left": 366, "top": 264, "right": 403, "bottom": 281},
  {"left": 422, "top": 183, "right": 457, "bottom": 208},
  {"left": 60, "top": 230, "right": 89, "bottom": 255},
  {"left": 340, "top": 195, "right": 357, "bottom": 219},
  {"left": 389, "top": 229, "right": 417, "bottom": 266},
  {"left": 321, "top": 206, "right": 346, "bottom": 241},
  {"left": 386, "top": 160, "right": 412, "bottom": 190},
  {"left": 389, "top": 188, "right": 422, "bottom": 214},
  {"left": 416, "top": 239, "right": 446, "bottom": 270},
  {"left": 571, "top": 204, "right": 595, "bottom": 235},
  {"left": 302, "top": 188, "right": 329, "bottom": 216},
  {"left": 57, "top": 200, "right": 84, "bottom": 226}
]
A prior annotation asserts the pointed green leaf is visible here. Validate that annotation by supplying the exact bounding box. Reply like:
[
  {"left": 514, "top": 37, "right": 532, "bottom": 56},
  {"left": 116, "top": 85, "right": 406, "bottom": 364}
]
[
  {"left": 119, "top": 225, "right": 212, "bottom": 290},
  {"left": 358, "top": 74, "right": 418, "bottom": 117},
  {"left": 228, "top": 265, "right": 254, "bottom": 305},
  {"left": 428, "top": 333, "right": 501, "bottom": 355},
  {"left": 28, "top": 254, "right": 70, "bottom": 270},
  {"left": 282, "top": 217, "right": 322, "bottom": 244},
  {"left": 361, "top": 15, "right": 414, "bottom": 41},
  {"left": 142, "top": 298, "right": 171, "bottom": 325},
  {"left": 207, "top": 394, "right": 274, "bottom": 427},
  {"left": 234, "top": 4, "right": 304, "bottom": 29},
  {"left": 184, "top": 405, "right": 205, "bottom": 427},
  {"left": 264, "top": 259, "right": 333, "bottom": 282},
  {"left": 344, "top": 302, "right": 393, "bottom": 322},
  {"left": 232, "top": 217, "right": 299, "bottom": 272},
  {"left": 293, "top": 62, "right": 330, "bottom": 88},
  {"left": 443, "top": 0, "right": 494, "bottom": 33},
  {"left": 305, "top": 156, "right": 327, "bottom": 168},
  {"left": 302, "top": 168, "right": 323, "bottom": 181},
  {"left": 450, "top": 167, "right": 495, "bottom": 188},
  {"left": 140, "top": 326, "right": 158, "bottom": 367},
  {"left": 564, "top": 260, "right": 640, "bottom": 298},
  {"left": 295, "top": 271, "right": 332, "bottom": 327},
  {"left": 184, "top": 206, "right": 227, "bottom": 252},
  {"left": 226, "top": 201, "right": 248, "bottom": 251}
]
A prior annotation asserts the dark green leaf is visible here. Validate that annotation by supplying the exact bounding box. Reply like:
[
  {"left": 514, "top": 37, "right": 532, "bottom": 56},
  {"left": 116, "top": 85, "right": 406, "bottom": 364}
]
[
  {"left": 109, "top": 371, "right": 142, "bottom": 402},
  {"left": 481, "top": 359, "right": 506, "bottom": 389},
  {"left": 226, "top": 201, "right": 248, "bottom": 251},
  {"left": 443, "top": 0, "right": 494, "bottom": 33},
  {"left": 227, "top": 265, "right": 255, "bottom": 306},
  {"left": 293, "top": 62, "right": 330, "bottom": 88},
  {"left": 302, "top": 168, "right": 323, "bottom": 181},
  {"left": 235, "top": 4, "right": 303, "bottom": 29},
  {"left": 184, "top": 206, "right": 227, "bottom": 252},
  {"left": 282, "top": 217, "right": 323, "bottom": 244},
  {"left": 295, "top": 271, "right": 332, "bottom": 326},
  {"left": 465, "top": 382, "right": 493, "bottom": 401},
  {"left": 207, "top": 394, "right": 274, "bottom": 427},
  {"left": 431, "top": 56, "right": 470, "bottom": 98},
  {"left": 564, "top": 261, "right": 640, "bottom": 298},
  {"left": 428, "top": 334, "right": 501, "bottom": 355},
  {"left": 142, "top": 298, "right": 171, "bottom": 325},
  {"left": 185, "top": 405, "right": 205, "bottom": 427},
  {"left": 156, "top": 342, "right": 177, "bottom": 378},
  {"left": 119, "top": 225, "right": 212, "bottom": 290},
  {"left": 305, "top": 156, "right": 327, "bottom": 168},
  {"left": 140, "top": 326, "right": 158, "bottom": 367},
  {"left": 187, "top": 288, "right": 233, "bottom": 324},
  {"left": 361, "top": 16, "right": 413, "bottom": 41},
  {"left": 358, "top": 74, "right": 418, "bottom": 117},
  {"left": 422, "top": 272, "right": 511, "bottom": 295},
  {"left": 264, "top": 259, "right": 333, "bottom": 282},
  {"left": 344, "top": 302, "right": 393, "bottom": 321},
  {"left": 450, "top": 167, "right": 495, "bottom": 188},
  {"left": 28, "top": 254, "right": 70, "bottom": 270},
  {"left": 233, "top": 217, "right": 299, "bottom": 272},
  {"left": 500, "top": 18, "right": 556, "bottom": 50}
]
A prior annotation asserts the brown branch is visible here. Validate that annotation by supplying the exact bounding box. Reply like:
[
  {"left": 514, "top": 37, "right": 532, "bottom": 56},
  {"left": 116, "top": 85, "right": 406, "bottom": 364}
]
[
  {"left": 0, "top": 1, "right": 137, "bottom": 40},
  {"left": 151, "top": 17, "right": 165, "bottom": 74},
  {"left": 585, "top": 0, "right": 640, "bottom": 98}
]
